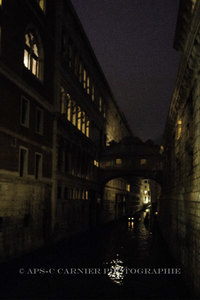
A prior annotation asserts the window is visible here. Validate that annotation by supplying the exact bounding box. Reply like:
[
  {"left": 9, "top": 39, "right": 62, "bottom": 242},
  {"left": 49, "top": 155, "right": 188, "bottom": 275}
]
[
  {"left": 140, "top": 159, "right": 147, "bottom": 165},
  {"left": 192, "top": 0, "right": 196, "bottom": 12},
  {"left": 126, "top": 184, "right": 130, "bottom": 192},
  {"left": 19, "top": 147, "right": 28, "bottom": 177},
  {"left": 77, "top": 106, "right": 81, "bottom": 130},
  {"left": 72, "top": 103, "right": 77, "bottom": 126},
  {"left": 67, "top": 96, "right": 72, "bottom": 121},
  {"left": 86, "top": 120, "right": 90, "bottom": 137},
  {"left": 91, "top": 84, "right": 95, "bottom": 101},
  {"left": 0, "top": 0, "right": 2, "bottom": 6},
  {"left": 24, "top": 30, "right": 42, "bottom": 79},
  {"left": 20, "top": 97, "right": 30, "bottom": 127},
  {"left": 176, "top": 119, "right": 182, "bottom": 140},
  {"left": 99, "top": 96, "right": 102, "bottom": 112},
  {"left": 60, "top": 87, "right": 66, "bottom": 114},
  {"left": 81, "top": 112, "right": 86, "bottom": 134},
  {"left": 86, "top": 76, "right": 90, "bottom": 95},
  {"left": 83, "top": 68, "right": 87, "bottom": 89},
  {"left": 86, "top": 190, "right": 88, "bottom": 200},
  {"left": 35, "top": 153, "right": 42, "bottom": 179},
  {"left": 35, "top": 107, "right": 43, "bottom": 134},
  {"left": 94, "top": 160, "right": 99, "bottom": 167},
  {"left": 36, "top": 0, "right": 45, "bottom": 12},
  {"left": 115, "top": 158, "right": 122, "bottom": 165}
]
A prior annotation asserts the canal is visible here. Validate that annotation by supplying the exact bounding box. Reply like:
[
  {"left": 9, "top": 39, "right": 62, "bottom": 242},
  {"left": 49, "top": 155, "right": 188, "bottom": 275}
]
[{"left": 0, "top": 212, "right": 192, "bottom": 299}]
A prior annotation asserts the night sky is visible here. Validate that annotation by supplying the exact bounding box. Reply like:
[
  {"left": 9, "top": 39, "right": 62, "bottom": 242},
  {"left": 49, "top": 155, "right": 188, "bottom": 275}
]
[{"left": 72, "top": 0, "right": 181, "bottom": 142}]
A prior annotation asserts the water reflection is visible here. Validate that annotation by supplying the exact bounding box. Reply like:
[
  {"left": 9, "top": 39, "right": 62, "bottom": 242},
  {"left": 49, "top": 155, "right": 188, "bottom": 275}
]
[
  {"left": 128, "top": 221, "right": 134, "bottom": 231},
  {"left": 104, "top": 254, "right": 125, "bottom": 285}
]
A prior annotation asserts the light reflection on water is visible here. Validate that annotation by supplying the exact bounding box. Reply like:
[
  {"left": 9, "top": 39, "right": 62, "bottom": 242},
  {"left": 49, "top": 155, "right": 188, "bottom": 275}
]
[{"left": 104, "top": 254, "right": 125, "bottom": 285}]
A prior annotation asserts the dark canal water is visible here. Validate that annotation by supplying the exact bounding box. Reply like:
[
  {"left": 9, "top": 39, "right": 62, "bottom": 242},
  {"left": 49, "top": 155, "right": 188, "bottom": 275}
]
[{"left": 0, "top": 213, "right": 194, "bottom": 299}]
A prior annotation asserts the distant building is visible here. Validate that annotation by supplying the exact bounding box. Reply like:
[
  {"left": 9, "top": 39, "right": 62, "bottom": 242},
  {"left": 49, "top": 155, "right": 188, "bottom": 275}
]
[
  {"left": 160, "top": 0, "right": 200, "bottom": 295},
  {"left": 0, "top": 0, "right": 132, "bottom": 260}
]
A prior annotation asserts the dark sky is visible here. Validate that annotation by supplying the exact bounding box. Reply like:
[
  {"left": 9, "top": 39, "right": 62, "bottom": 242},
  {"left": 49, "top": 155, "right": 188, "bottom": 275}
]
[{"left": 72, "top": 0, "right": 180, "bottom": 142}]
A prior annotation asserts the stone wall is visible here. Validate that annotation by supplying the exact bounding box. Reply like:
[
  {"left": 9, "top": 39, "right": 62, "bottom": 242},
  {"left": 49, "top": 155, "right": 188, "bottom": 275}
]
[
  {"left": 160, "top": 3, "right": 200, "bottom": 293},
  {"left": 0, "top": 178, "right": 51, "bottom": 262}
]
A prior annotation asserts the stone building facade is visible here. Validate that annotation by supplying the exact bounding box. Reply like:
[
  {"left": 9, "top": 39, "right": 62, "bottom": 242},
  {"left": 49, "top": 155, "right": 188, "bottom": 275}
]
[
  {"left": 0, "top": 0, "right": 132, "bottom": 261},
  {"left": 160, "top": 0, "right": 200, "bottom": 294}
]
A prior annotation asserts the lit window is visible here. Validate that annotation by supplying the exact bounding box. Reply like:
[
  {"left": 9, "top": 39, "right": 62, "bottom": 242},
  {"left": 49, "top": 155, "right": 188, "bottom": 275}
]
[
  {"left": 140, "top": 159, "right": 147, "bottom": 165},
  {"left": 176, "top": 119, "right": 182, "bottom": 140},
  {"left": 77, "top": 106, "right": 81, "bottom": 130},
  {"left": 19, "top": 147, "right": 28, "bottom": 177},
  {"left": 115, "top": 158, "right": 122, "bottom": 165},
  {"left": 192, "top": 0, "right": 196, "bottom": 12},
  {"left": 86, "top": 190, "right": 88, "bottom": 200},
  {"left": 20, "top": 97, "right": 30, "bottom": 127},
  {"left": 24, "top": 31, "right": 42, "bottom": 79},
  {"left": 83, "top": 68, "right": 87, "bottom": 89},
  {"left": 160, "top": 145, "right": 164, "bottom": 154},
  {"left": 82, "top": 112, "right": 86, "bottom": 134},
  {"left": 67, "top": 95, "right": 72, "bottom": 121},
  {"left": 91, "top": 84, "right": 95, "bottom": 101},
  {"left": 86, "top": 119, "right": 90, "bottom": 137},
  {"left": 103, "top": 104, "right": 106, "bottom": 118},
  {"left": 35, "top": 107, "right": 43, "bottom": 134},
  {"left": 87, "top": 76, "right": 90, "bottom": 94},
  {"left": 35, "top": 153, "right": 42, "bottom": 179},
  {"left": 126, "top": 184, "right": 130, "bottom": 192},
  {"left": 72, "top": 103, "right": 77, "bottom": 126},
  {"left": 60, "top": 87, "right": 66, "bottom": 114},
  {"left": 94, "top": 160, "right": 99, "bottom": 167},
  {"left": 36, "top": 0, "right": 45, "bottom": 11},
  {"left": 0, "top": 0, "right": 2, "bottom": 6},
  {"left": 99, "top": 96, "right": 102, "bottom": 112}
]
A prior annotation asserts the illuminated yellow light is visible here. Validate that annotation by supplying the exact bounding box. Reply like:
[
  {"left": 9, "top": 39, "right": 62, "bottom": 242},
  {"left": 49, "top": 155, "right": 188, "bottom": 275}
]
[
  {"left": 115, "top": 158, "right": 122, "bottom": 165},
  {"left": 140, "top": 159, "right": 147, "bottom": 165},
  {"left": 91, "top": 85, "right": 95, "bottom": 101},
  {"left": 38, "top": 0, "right": 45, "bottom": 11},
  {"left": 83, "top": 69, "right": 87, "bottom": 89},
  {"left": 87, "top": 77, "right": 90, "bottom": 94},
  {"left": 86, "top": 190, "right": 88, "bottom": 200},
  {"left": 126, "top": 184, "right": 130, "bottom": 192},
  {"left": 0, "top": 0, "right": 2, "bottom": 6},
  {"left": 24, "top": 49, "right": 29, "bottom": 68},
  {"left": 99, "top": 96, "right": 102, "bottom": 112},
  {"left": 144, "top": 190, "right": 148, "bottom": 195},
  {"left": 86, "top": 120, "right": 90, "bottom": 137},
  {"left": 77, "top": 107, "right": 81, "bottom": 130},
  {"left": 81, "top": 112, "right": 86, "bottom": 134},
  {"left": 176, "top": 119, "right": 182, "bottom": 140}
]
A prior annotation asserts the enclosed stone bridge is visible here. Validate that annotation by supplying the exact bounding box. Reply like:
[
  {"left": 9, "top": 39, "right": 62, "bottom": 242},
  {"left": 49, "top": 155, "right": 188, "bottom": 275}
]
[{"left": 100, "top": 138, "right": 163, "bottom": 184}]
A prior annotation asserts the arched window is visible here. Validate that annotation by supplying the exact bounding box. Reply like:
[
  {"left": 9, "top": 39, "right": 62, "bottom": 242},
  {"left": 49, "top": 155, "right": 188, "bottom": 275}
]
[{"left": 24, "top": 30, "right": 43, "bottom": 80}]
